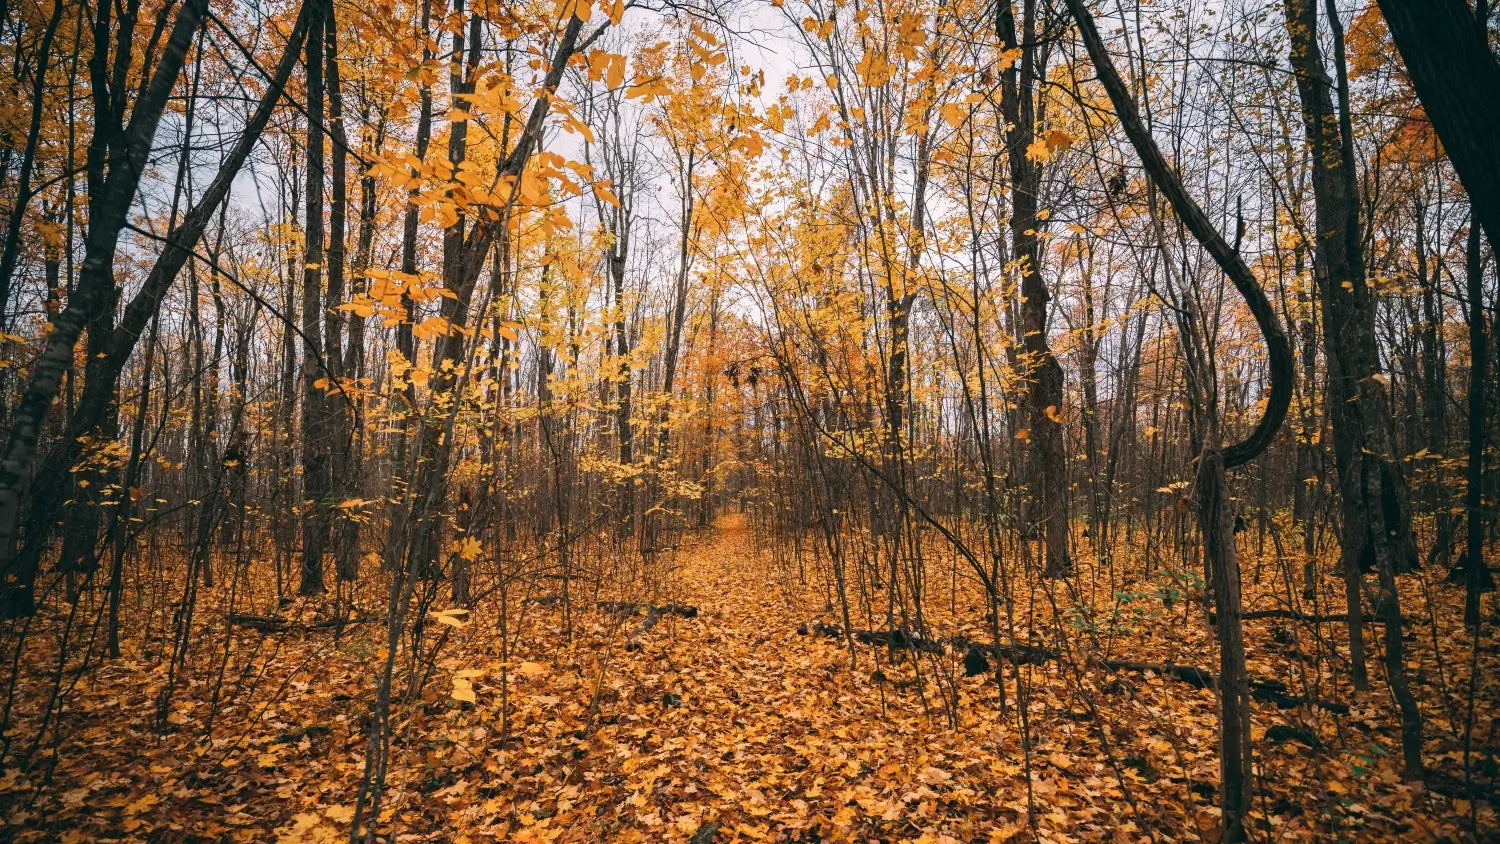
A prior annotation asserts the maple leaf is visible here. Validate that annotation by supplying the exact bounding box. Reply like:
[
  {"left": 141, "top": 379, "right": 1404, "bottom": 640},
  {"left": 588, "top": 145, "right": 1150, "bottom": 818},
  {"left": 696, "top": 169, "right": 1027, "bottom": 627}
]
[
  {"left": 918, "top": 766, "right": 951, "bottom": 786},
  {"left": 939, "top": 102, "right": 968, "bottom": 129}
]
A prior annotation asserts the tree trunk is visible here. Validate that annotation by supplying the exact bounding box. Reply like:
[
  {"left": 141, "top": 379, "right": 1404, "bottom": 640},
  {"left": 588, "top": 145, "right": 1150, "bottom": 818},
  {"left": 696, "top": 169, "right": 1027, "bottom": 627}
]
[
  {"left": 1066, "top": 1, "right": 1297, "bottom": 834},
  {"left": 0, "top": 0, "right": 212, "bottom": 616},
  {"left": 325, "top": 0, "right": 359, "bottom": 584},
  {"left": 1374, "top": 0, "right": 1500, "bottom": 249},
  {"left": 299, "top": 0, "right": 329, "bottom": 596},
  {"left": 997, "top": 0, "right": 1070, "bottom": 577},
  {"left": 1198, "top": 439, "right": 1252, "bottom": 842},
  {"left": 381, "top": 0, "right": 433, "bottom": 574},
  {"left": 1285, "top": 3, "right": 1426, "bottom": 746},
  {"left": 1464, "top": 223, "right": 1491, "bottom": 627}
]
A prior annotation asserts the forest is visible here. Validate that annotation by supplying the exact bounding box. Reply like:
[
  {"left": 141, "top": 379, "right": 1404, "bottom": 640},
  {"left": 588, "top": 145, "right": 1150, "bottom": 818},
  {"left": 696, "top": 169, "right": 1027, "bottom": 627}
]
[{"left": 0, "top": 0, "right": 1496, "bottom": 839}]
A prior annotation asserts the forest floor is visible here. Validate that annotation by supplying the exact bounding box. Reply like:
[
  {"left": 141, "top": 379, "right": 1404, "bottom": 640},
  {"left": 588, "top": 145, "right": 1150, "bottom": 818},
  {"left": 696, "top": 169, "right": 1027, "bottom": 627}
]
[{"left": 0, "top": 513, "right": 1495, "bottom": 842}]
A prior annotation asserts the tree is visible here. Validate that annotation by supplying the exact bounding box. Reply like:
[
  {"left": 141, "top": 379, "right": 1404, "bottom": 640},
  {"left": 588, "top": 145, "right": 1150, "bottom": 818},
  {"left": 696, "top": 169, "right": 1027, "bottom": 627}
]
[
  {"left": 997, "top": 0, "right": 1071, "bottom": 577},
  {"left": 1375, "top": 0, "right": 1500, "bottom": 248},
  {"left": 1283, "top": 0, "right": 1422, "bottom": 777},
  {"left": 1067, "top": 0, "right": 1295, "bottom": 834}
]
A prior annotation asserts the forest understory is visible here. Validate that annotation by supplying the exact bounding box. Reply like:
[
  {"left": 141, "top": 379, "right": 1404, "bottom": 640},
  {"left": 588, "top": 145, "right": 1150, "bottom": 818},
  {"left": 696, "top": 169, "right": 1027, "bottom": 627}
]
[
  {"left": 1, "top": 0, "right": 1499, "bottom": 840},
  {"left": 1, "top": 514, "right": 1493, "bottom": 842}
]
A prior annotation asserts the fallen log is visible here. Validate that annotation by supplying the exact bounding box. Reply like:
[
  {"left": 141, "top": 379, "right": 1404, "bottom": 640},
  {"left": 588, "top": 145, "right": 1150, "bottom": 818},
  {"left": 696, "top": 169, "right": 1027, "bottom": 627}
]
[
  {"left": 1100, "top": 659, "right": 1215, "bottom": 688},
  {"left": 1088, "top": 659, "right": 1348, "bottom": 713},
  {"left": 798, "top": 621, "right": 1350, "bottom": 713},
  {"left": 952, "top": 635, "right": 1057, "bottom": 666},
  {"left": 592, "top": 602, "right": 700, "bottom": 650},
  {"left": 597, "top": 600, "right": 698, "bottom": 619},
  {"left": 228, "top": 613, "right": 381, "bottom": 633},
  {"left": 795, "top": 622, "right": 1054, "bottom": 665},
  {"left": 1212, "top": 609, "right": 1390, "bottom": 623},
  {"left": 524, "top": 595, "right": 569, "bottom": 607}
]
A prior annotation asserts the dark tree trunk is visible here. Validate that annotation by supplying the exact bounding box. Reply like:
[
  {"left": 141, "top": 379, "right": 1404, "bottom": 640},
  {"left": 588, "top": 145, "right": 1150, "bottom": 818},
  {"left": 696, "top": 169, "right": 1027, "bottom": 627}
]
[
  {"left": 299, "top": 0, "right": 329, "bottom": 596},
  {"left": 325, "top": 0, "right": 360, "bottom": 584},
  {"left": 1464, "top": 223, "right": 1491, "bottom": 627},
  {"left": 1066, "top": 1, "right": 1296, "bottom": 836},
  {"left": 1375, "top": 0, "right": 1500, "bottom": 249},
  {"left": 0, "top": 0, "right": 65, "bottom": 330},
  {"left": 997, "top": 0, "right": 1070, "bottom": 577},
  {"left": 381, "top": 0, "right": 433, "bottom": 574},
  {"left": 1284, "top": 1, "right": 1423, "bottom": 772}
]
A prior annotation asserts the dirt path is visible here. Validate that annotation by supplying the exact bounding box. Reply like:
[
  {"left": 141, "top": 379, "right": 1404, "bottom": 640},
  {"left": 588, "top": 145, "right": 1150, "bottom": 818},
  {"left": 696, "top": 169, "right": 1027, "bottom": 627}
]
[{"left": 521, "top": 515, "right": 1056, "bottom": 843}]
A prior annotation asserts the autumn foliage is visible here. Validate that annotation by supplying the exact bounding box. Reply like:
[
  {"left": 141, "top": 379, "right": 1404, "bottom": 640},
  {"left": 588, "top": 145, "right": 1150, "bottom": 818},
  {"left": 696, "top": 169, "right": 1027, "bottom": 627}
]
[{"left": 0, "top": 0, "right": 1495, "bottom": 841}]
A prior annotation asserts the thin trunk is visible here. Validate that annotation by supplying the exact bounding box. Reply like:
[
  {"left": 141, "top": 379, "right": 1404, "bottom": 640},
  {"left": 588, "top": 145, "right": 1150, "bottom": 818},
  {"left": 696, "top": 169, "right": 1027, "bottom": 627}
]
[
  {"left": 1066, "top": 2, "right": 1296, "bottom": 835},
  {"left": 1463, "top": 223, "right": 1490, "bottom": 627},
  {"left": 0, "top": 0, "right": 65, "bottom": 330},
  {"left": 326, "top": 0, "right": 359, "bottom": 583}
]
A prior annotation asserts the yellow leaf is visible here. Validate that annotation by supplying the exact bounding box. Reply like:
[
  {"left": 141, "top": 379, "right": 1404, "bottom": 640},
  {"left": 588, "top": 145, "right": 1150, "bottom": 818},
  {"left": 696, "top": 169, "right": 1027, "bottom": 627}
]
[
  {"left": 337, "top": 299, "right": 376, "bottom": 318},
  {"left": 918, "top": 766, "right": 951, "bottom": 785},
  {"left": 939, "top": 102, "right": 966, "bottom": 128},
  {"left": 125, "top": 793, "right": 162, "bottom": 815},
  {"left": 412, "top": 315, "right": 453, "bottom": 340},
  {"left": 594, "top": 180, "right": 621, "bottom": 207},
  {"left": 558, "top": 0, "right": 590, "bottom": 22},
  {"left": 518, "top": 661, "right": 549, "bottom": 679},
  {"left": 605, "top": 53, "right": 626, "bottom": 89},
  {"left": 1014, "top": 428, "right": 1030, "bottom": 441},
  {"left": 325, "top": 805, "right": 355, "bottom": 823},
  {"left": 451, "top": 677, "right": 477, "bottom": 704},
  {"left": 855, "top": 51, "right": 892, "bottom": 87},
  {"left": 431, "top": 608, "right": 470, "bottom": 628}
]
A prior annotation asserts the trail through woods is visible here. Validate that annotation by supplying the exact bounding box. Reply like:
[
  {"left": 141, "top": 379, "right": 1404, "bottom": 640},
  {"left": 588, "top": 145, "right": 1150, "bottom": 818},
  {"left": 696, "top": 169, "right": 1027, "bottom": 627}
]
[{"left": 0, "top": 514, "right": 1493, "bottom": 841}]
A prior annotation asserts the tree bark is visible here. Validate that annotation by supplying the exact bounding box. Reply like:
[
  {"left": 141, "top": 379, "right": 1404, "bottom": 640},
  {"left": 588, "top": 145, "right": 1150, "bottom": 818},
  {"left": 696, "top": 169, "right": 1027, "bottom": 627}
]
[
  {"left": 325, "top": 0, "right": 360, "bottom": 584},
  {"left": 1284, "top": 6, "right": 1427, "bottom": 770},
  {"left": 1464, "top": 223, "right": 1490, "bottom": 627},
  {"left": 298, "top": 0, "right": 329, "bottom": 596},
  {"left": 997, "top": 0, "right": 1070, "bottom": 577},
  {"left": 1065, "top": 1, "right": 1297, "bottom": 835},
  {"left": 0, "top": 0, "right": 213, "bottom": 616},
  {"left": 1375, "top": 0, "right": 1500, "bottom": 249}
]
